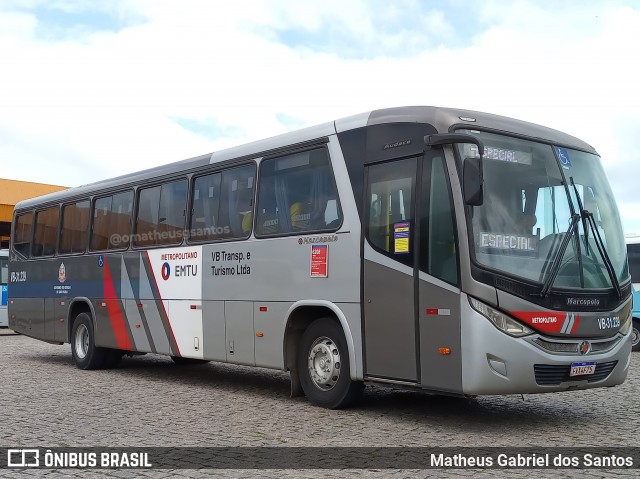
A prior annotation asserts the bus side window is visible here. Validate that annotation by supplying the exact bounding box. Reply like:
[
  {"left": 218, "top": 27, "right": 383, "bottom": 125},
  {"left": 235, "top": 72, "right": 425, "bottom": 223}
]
[
  {"left": 256, "top": 148, "right": 341, "bottom": 237},
  {"left": 59, "top": 200, "right": 90, "bottom": 254},
  {"left": 190, "top": 172, "right": 222, "bottom": 241},
  {"left": 219, "top": 164, "right": 255, "bottom": 239},
  {"left": 33, "top": 207, "right": 59, "bottom": 257},
  {"left": 90, "top": 191, "right": 133, "bottom": 251},
  {"left": 423, "top": 156, "right": 458, "bottom": 285},
  {"left": 13, "top": 212, "right": 33, "bottom": 258},
  {"left": 365, "top": 158, "right": 416, "bottom": 267},
  {"left": 135, "top": 179, "right": 186, "bottom": 247}
]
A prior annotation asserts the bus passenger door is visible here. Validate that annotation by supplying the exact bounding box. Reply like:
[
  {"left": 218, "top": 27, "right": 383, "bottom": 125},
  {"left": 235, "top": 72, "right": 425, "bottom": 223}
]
[
  {"left": 363, "top": 158, "right": 418, "bottom": 382},
  {"left": 363, "top": 152, "right": 461, "bottom": 391},
  {"left": 416, "top": 152, "right": 462, "bottom": 393}
]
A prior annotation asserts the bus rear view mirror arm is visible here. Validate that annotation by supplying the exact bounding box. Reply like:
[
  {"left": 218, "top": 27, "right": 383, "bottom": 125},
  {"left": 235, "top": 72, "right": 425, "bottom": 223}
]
[
  {"left": 423, "top": 133, "right": 484, "bottom": 206},
  {"left": 424, "top": 133, "right": 485, "bottom": 158}
]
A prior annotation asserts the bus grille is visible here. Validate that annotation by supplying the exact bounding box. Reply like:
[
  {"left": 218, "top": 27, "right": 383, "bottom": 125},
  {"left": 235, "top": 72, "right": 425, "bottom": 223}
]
[
  {"left": 533, "top": 361, "right": 618, "bottom": 386},
  {"left": 532, "top": 337, "right": 621, "bottom": 355}
]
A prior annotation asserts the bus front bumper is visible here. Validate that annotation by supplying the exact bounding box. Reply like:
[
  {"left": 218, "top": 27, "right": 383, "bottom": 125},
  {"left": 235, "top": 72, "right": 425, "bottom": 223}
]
[{"left": 460, "top": 295, "right": 632, "bottom": 395}]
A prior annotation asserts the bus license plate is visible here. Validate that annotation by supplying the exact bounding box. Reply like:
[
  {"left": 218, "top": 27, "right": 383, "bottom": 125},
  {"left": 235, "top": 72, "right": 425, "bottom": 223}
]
[{"left": 569, "top": 361, "right": 596, "bottom": 377}]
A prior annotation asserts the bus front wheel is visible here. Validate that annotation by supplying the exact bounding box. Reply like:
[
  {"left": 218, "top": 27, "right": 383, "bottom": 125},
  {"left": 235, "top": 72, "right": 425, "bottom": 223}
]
[
  {"left": 297, "top": 318, "right": 363, "bottom": 409},
  {"left": 71, "top": 313, "right": 107, "bottom": 370},
  {"left": 632, "top": 318, "right": 640, "bottom": 352}
]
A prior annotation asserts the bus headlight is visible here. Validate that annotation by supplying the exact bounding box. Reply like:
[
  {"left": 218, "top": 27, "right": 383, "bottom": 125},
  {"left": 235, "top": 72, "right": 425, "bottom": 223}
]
[{"left": 469, "top": 297, "right": 534, "bottom": 337}]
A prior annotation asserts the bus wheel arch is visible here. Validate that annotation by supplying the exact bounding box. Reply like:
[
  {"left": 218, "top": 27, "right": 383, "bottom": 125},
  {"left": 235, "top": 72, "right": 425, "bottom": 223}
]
[
  {"left": 632, "top": 317, "right": 640, "bottom": 352},
  {"left": 283, "top": 304, "right": 357, "bottom": 377},
  {"left": 283, "top": 304, "right": 363, "bottom": 408},
  {"left": 67, "top": 299, "right": 95, "bottom": 344}
]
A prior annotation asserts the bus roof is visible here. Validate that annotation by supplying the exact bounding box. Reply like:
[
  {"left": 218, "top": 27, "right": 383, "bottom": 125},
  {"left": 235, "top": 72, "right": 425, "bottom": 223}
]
[{"left": 14, "top": 105, "right": 596, "bottom": 211}]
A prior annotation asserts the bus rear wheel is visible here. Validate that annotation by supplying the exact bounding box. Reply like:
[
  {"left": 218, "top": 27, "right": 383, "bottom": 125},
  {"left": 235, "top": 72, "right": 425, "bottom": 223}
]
[
  {"left": 632, "top": 318, "right": 640, "bottom": 352},
  {"left": 297, "top": 318, "right": 363, "bottom": 409},
  {"left": 71, "top": 313, "right": 107, "bottom": 370}
]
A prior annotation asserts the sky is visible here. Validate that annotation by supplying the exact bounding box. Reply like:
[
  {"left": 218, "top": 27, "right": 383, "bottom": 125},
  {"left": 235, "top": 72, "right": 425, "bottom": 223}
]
[{"left": 1, "top": 0, "right": 640, "bottom": 234}]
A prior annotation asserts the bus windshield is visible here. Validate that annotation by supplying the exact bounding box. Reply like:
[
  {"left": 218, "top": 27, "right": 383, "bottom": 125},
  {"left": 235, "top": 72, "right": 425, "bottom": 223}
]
[{"left": 457, "top": 130, "right": 628, "bottom": 290}]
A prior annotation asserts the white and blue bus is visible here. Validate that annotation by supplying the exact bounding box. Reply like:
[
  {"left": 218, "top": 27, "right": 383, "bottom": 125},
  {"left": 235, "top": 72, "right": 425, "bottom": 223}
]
[
  {"left": 0, "top": 250, "right": 8, "bottom": 327},
  {"left": 625, "top": 234, "right": 640, "bottom": 351},
  {"left": 8, "top": 106, "right": 634, "bottom": 408}
]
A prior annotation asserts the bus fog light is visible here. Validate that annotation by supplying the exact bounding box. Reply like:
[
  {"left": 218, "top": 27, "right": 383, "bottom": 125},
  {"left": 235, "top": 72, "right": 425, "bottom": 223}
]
[
  {"left": 487, "top": 356, "right": 507, "bottom": 377},
  {"left": 469, "top": 297, "right": 533, "bottom": 337}
]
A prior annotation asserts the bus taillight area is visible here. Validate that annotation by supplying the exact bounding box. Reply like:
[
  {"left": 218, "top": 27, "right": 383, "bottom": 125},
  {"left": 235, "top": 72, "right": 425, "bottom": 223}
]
[{"left": 460, "top": 294, "right": 632, "bottom": 396}]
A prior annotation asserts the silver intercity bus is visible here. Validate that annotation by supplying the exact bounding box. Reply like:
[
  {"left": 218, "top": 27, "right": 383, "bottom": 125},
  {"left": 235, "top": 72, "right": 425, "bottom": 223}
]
[{"left": 8, "top": 106, "right": 633, "bottom": 408}]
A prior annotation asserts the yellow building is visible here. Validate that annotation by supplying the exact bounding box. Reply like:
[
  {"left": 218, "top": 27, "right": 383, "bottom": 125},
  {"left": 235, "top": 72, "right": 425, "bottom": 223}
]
[{"left": 0, "top": 178, "right": 68, "bottom": 249}]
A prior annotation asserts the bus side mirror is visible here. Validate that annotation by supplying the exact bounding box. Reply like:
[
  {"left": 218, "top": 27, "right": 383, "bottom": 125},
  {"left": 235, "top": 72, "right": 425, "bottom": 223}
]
[{"left": 463, "top": 157, "right": 483, "bottom": 206}]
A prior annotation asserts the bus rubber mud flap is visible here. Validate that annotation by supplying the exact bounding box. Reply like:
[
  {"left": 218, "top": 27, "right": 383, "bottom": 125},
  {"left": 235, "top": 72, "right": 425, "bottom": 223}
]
[{"left": 290, "top": 369, "right": 303, "bottom": 398}]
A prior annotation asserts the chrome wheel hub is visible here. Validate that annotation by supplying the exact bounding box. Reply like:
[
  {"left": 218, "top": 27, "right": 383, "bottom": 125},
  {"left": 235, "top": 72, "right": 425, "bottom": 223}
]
[
  {"left": 74, "top": 324, "right": 89, "bottom": 360},
  {"left": 308, "top": 336, "right": 341, "bottom": 391}
]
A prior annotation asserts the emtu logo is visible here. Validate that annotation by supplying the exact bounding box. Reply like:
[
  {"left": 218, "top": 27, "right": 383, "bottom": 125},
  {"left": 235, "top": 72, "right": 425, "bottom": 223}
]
[{"left": 161, "top": 262, "right": 171, "bottom": 280}]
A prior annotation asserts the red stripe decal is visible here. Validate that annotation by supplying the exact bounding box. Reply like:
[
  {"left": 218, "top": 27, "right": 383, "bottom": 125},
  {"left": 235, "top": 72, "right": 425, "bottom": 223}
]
[
  {"left": 571, "top": 316, "right": 581, "bottom": 334},
  {"left": 103, "top": 259, "right": 132, "bottom": 350},
  {"left": 145, "top": 251, "right": 181, "bottom": 356}
]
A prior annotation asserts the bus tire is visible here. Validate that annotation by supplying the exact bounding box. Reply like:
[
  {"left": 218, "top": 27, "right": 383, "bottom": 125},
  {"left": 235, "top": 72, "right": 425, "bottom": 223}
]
[
  {"left": 632, "top": 318, "right": 640, "bottom": 352},
  {"left": 297, "top": 318, "right": 363, "bottom": 409},
  {"left": 171, "top": 356, "right": 210, "bottom": 365},
  {"left": 71, "top": 313, "right": 107, "bottom": 370}
]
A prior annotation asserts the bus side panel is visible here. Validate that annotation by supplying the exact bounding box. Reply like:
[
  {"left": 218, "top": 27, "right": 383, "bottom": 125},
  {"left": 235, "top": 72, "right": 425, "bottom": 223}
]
[
  {"left": 418, "top": 275, "right": 462, "bottom": 393},
  {"left": 92, "top": 299, "right": 124, "bottom": 350},
  {"left": 203, "top": 300, "right": 226, "bottom": 362},
  {"left": 54, "top": 299, "right": 69, "bottom": 342},
  {"left": 10, "top": 297, "right": 44, "bottom": 338},
  {"left": 224, "top": 300, "right": 255, "bottom": 366},
  {"left": 139, "top": 299, "right": 173, "bottom": 356},
  {"left": 44, "top": 297, "right": 55, "bottom": 341},
  {"left": 254, "top": 301, "right": 288, "bottom": 369},
  {"left": 123, "top": 299, "right": 153, "bottom": 353},
  {"left": 168, "top": 300, "right": 204, "bottom": 359}
]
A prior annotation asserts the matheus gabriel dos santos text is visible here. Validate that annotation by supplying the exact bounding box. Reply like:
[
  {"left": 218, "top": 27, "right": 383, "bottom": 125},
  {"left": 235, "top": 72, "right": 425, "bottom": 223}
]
[{"left": 431, "top": 452, "right": 634, "bottom": 468}]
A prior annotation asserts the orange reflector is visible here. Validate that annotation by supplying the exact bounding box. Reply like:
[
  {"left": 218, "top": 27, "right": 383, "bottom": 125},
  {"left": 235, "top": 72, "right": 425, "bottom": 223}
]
[
  {"left": 438, "top": 347, "right": 451, "bottom": 355},
  {"left": 259, "top": 306, "right": 267, "bottom": 312},
  {"left": 135, "top": 324, "right": 141, "bottom": 329},
  {"left": 256, "top": 331, "right": 264, "bottom": 337}
]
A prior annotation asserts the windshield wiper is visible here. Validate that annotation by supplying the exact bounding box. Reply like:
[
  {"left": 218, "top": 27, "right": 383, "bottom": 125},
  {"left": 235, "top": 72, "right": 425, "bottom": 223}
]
[
  {"left": 570, "top": 177, "right": 589, "bottom": 257},
  {"left": 568, "top": 177, "right": 622, "bottom": 300},
  {"left": 584, "top": 210, "right": 623, "bottom": 299},
  {"left": 569, "top": 178, "right": 585, "bottom": 288},
  {"left": 539, "top": 213, "right": 580, "bottom": 298}
]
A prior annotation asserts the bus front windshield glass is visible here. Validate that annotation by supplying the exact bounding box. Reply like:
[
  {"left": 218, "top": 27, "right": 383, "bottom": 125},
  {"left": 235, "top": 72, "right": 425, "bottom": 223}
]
[{"left": 457, "top": 130, "right": 628, "bottom": 290}]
